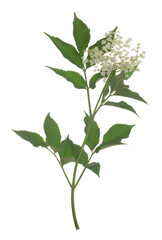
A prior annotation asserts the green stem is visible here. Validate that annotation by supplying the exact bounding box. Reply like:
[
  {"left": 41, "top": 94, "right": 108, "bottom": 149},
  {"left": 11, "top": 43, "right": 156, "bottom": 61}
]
[
  {"left": 84, "top": 68, "right": 92, "bottom": 116},
  {"left": 71, "top": 73, "right": 110, "bottom": 229},
  {"left": 75, "top": 152, "right": 94, "bottom": 188},
  {"left": 71, "top": 166, "right": 80, "bottom": 230},
  {"left": 93, "top": 77, "right": 110, "bottom": 116},
  {"left": 71, "top": 116, "right": 94, "bottom": 229},
  {"left": 47, "top": 148, "right": 72, "bottom": 188},
  {"left": 74, "top": 78, "right": 111, "bottom": 190}
]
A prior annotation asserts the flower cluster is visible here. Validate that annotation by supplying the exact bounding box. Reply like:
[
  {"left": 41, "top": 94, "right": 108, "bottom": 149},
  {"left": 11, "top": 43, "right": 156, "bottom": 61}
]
[{"left": 84, "top": 30, "right": 145, "bottom": 78}]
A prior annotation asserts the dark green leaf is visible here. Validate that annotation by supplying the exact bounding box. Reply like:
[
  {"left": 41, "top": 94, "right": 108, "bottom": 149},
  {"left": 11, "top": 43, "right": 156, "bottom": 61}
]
[
  {"left": 113, "top": 88, "right": 147, "bottom": 104},
  {"left": 88, "top": 26, "right": 118, "bottom": 52},
  {"left": 13, "top": 130, "right": 46, "bottom": 147},
  {"left": 95, "top": 124, "right": 134, "bottom": 153},
  {"left": 102, "top": 84, "right": 110, "bottom": 102},
  {"left": 101, "top": 71, "right": 116, "bottom": 102},
  {"left": 59, "top": 136, "right": 74, "bottom": 159},
  {"left": 44, "top": 32, "right": 83, "bottom": 69},
  {"left": 84, "top": 162, "right": 100, "bottom": 177},
  {"left": 84, "top": 113, "right": 100, "bottom": 151},
  {"left": 89, "top": 72, "right": 103, "bottom": 89},
  {"left": 73, "top": 13, "right": 90, "bottom": 56},
  {"left": 59, "top": 136, "right": 88, "bottom": 165},
  {"left": 44, "top": 113, "right": 61, "bottom": 148},
  {"left": 104, "top": 101, "right": 139, "bottom": 116},
  {"left": 46, "top": 67, "right": 86, "bottom": 89},
  {"left": 86, "top": 27, "right": 118, "bottom": 68},
  {"left": 73, "top": 144, "right": 88, "bottom": 164}
]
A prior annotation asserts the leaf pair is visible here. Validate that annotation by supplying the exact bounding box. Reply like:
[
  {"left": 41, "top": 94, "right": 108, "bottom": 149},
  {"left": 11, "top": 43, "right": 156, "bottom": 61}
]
[
  {"left": 58, "top": 136, "right": 100, "bottom": 177},
  {"left": 83, "top": 113, "right": 135, "bottom": 154},
  {"left": 13, "top": 113, "right": 100, "bottom": 177},
  {"left": 13, "top": 113, "right": 61, "bottom": 150},
  {"left": 44, "top": 13, "right": 90, "bottom": 69},
  {"left": 100, "top": 69, "right": 147, "bottom": 117},
  {"left": 44, "top": 13, "right": 91, "bottom": 90}
]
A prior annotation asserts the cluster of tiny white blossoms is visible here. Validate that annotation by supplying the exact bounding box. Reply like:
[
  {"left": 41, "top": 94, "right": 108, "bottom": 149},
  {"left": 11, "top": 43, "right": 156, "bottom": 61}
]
[{"left": 83, "top": 30, "right": 146, "bottom": 78}]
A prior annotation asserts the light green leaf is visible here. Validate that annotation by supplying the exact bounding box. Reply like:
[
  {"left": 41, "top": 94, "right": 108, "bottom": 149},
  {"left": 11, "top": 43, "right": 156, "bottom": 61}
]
[
  {"left": 108, "top": 71, "right": 129, "bottom": 94},
  {"left": 13, "top": 130, "right": 46, "bottom": 147},
  {"left": 84, "top": 162, "right": 100, "bottom": 177},
  {"left": 113, "top": 88, "right": 147, "bottom": 104},
  {"left": 73, "top": 13, "right": 90, "bottom": 56},
  {"left": 104, "top": 101, "right": 139, "bottom": 116},
  {"left": 44, "top": 113, "right": 61, "bottom": 148},
  {"left": 95, "top": 124, "right": 134, "bottom": 153},
  {"left": 84, "top": 113, "right": 100, "bottom": 151},
  {"left": 124, "top": 66, "right": 138, "bottom": 80},
  {"left": 44, "top": 32, "right": 84, "bottom": 69},
  {"left": 46, "top": 67, "right": 86, "bottom": 89},
  {"left": 89, "top": 72, "right": 103, "bottom": 89}
]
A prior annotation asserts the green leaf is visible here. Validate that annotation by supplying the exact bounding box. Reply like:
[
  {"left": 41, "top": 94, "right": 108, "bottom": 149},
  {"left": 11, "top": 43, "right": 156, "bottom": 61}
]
[
  {"left": 124, "top": 66, "right": 138, "bottom": 80},
  {"left": 13, "top": 130, "right": 46, "bottom": 147},
  {"left": 59, "top": 136, "right": 74, "bottom": 164},
  {"left": 89, "top": 72, "right": 103, "bottom": 89},
  {"left": 73, "top": 144, "right": 88, "bottom": 164},
  {"left": 88, "top": 26, "right": 118, "bottom": 52},
  {"left": 73, "top": 13, "right": 90, "bottom": 56},
  {"left": 46, "top": 67, "right": 86, "bottom": 89},
  {"left": 108, "top": 71, "right": 129, "bottom": 94},
  {"left": 59, "top": 136, "right": 88, "bottom": 165},
  {"left": 104, "top": 101, "right": 139, "bottom": 116},
  {"left": 101, "top": 71, "right": 115, "bottom": 102},
  {"left": 86, "top": 26, "right": 118, "bottom": 68},
  {"left": 44, "top": 32, "right": 84, "bottom": 69},
  {"left": 113, "top": 88, "right": 147, "bottom": 104},
  {"left": 44, "top": 113, "right": 61, "bottom": 148},
  {"left": 95, "top": 124, "right": 134, "bottom": 153},
  {"left": 84, "top": 113, "right": 100, "bottom": 151},
  {"left": 84, "top": 162, "right": 100, "bottom": 177}
]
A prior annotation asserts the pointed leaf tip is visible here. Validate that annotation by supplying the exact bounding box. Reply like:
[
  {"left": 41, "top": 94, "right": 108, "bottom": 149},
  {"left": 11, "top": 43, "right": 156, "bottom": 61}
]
[
  {"left": 73, "top": 13, "right": 90, "bottom": 55},
  {"left": 13, "top": 130, "right": 46, "bottom": 147},
  {"left": 84, "top": 162, "right": 100, "bottom": 177},
  {"left": 95, "top": 124, "right": 135, "bottom": 153},
  {"left": 44, "top": 113, "right": 61, "bottom": 148},
  {"left": 47, "top": 67, "right": 86, "bottom": 89},
  {"left": 44, "top": 33, "right": 83, "bottom": 69}
]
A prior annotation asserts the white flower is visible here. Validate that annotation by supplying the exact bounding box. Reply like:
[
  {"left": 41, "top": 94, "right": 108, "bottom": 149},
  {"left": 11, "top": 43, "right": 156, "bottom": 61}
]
[{"left": 85, "top": 30, "right": 145, "bottom": 77}]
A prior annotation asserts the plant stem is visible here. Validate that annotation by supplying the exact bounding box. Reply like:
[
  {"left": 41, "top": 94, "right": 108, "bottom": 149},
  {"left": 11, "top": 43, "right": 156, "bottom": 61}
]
[
  {"left": 71, "top": 73, "right": 110, "bottom": 229},
  {"left": 47, "top": 148, "right": 72, "bottom": 188},
  {"left": 71, "top": 167, "right": 80, "bottom": 230},
  {"left": 73, "top": 77, "right": 111, "bottom": 191},
  {"left": 75, "top": 152, "right": 94, "bottom": 188},
  {"left": 84, "top": 68, "right": 92, "bottom": 116},
  {"left": 71, "top": 116, "right": 94, "bottom": 229}
]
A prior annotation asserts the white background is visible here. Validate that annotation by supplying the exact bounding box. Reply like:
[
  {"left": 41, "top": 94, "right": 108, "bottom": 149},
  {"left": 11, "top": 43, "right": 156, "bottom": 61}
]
[{"left": 0, "top": 0, "right": 162, "bottom": 239}]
